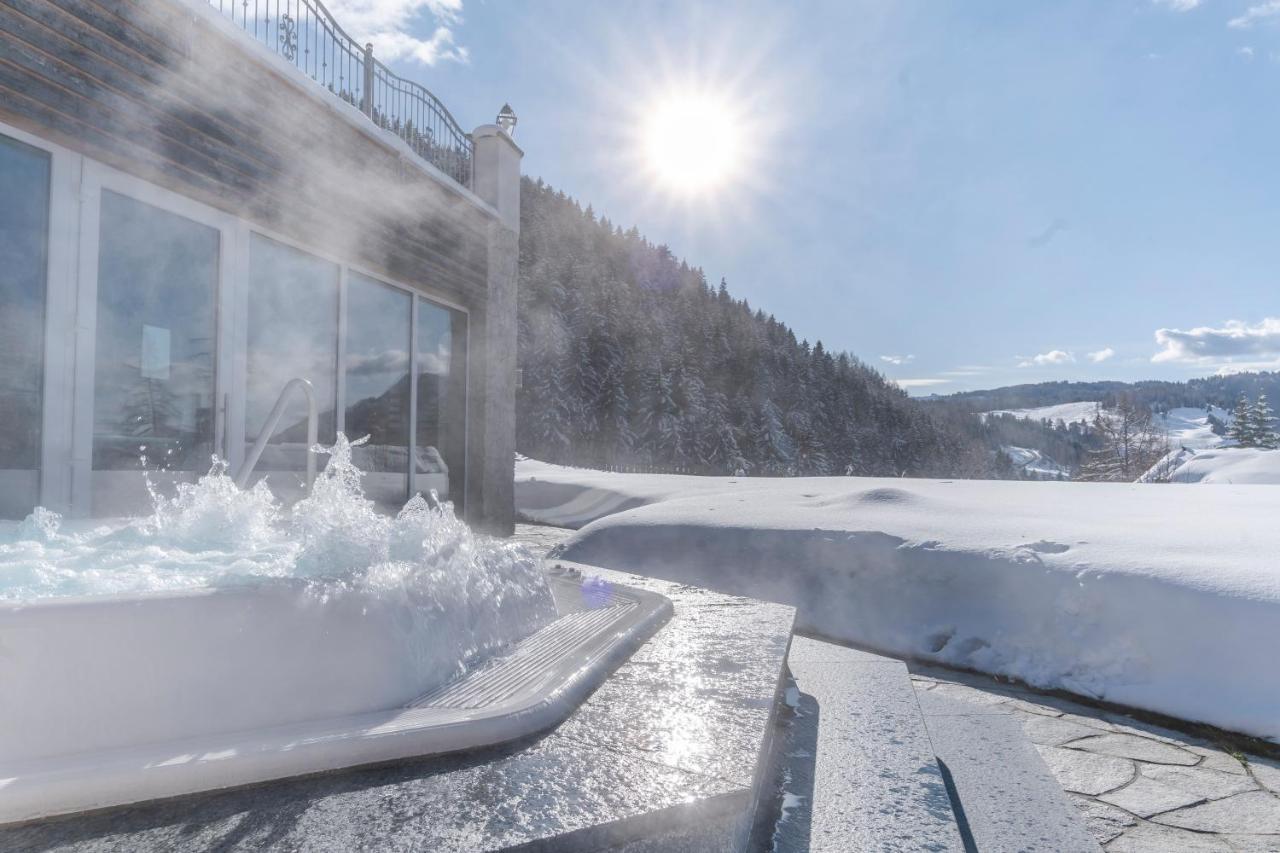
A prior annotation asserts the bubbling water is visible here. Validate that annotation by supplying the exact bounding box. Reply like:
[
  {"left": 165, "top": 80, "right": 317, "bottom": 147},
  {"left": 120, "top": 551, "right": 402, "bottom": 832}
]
[{"left": 0, "top": 434, "right": 557, "bottom": 662}]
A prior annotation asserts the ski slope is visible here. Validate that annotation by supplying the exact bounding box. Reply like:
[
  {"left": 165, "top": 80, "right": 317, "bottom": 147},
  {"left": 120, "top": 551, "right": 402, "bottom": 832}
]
[{"left": 517, "top": 459, "right": 1280, "bottom": 740}]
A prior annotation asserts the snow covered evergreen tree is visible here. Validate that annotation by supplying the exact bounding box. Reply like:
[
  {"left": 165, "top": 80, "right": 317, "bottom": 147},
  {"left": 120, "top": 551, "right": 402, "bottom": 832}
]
[
  {"left": 1249, "top": 394, "right": 1277, "bottom": 449},
  {"left": 515, "top": 177, "right": 1002, "bottom": 478},
  {"left": 1228, "top": 396, "right": 1254, "bottom": 446}
]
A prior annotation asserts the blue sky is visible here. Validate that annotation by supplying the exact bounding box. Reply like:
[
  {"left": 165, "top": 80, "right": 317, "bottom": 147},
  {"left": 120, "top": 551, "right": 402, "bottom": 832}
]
[{"left": 339, "top": 0, "right": 1280, "bottom": 394}]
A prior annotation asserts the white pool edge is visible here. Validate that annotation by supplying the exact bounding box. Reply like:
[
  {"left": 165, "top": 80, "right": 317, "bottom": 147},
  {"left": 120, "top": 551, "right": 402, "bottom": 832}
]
[{"left": 0, "top": 580, "right": 671, "bottom": 825}]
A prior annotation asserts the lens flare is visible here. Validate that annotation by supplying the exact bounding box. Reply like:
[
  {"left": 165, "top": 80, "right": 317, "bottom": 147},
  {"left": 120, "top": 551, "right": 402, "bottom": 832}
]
[{"left": 643, "top": 94, "right": 743, "bottom": 193}]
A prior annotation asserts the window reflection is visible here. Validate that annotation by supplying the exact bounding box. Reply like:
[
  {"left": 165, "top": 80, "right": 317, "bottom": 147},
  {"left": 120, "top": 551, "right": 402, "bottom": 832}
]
[
  {"left": 246, "top": 235, "right": 338, "bottom": 476},
  {"left": 0, "top": 134, "right": 50, "bottom": 518},
  {"left": 93, "top": 192, "right": 217, "bottom": 473},
  {"left": 344, "top": 272, "right": 411, "bottom": 503},
  {"left": 415, "top": 300, "right": 467, "bottom": 507}
]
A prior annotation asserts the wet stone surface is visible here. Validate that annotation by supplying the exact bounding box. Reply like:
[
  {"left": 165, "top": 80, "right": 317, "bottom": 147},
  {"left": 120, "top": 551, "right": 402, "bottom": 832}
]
[
  {"left": 910, "top": 664, "right": 1280, "bottom": 851},
  {"left": 0, "top": 525, "right": 794, "bottom": 852}
]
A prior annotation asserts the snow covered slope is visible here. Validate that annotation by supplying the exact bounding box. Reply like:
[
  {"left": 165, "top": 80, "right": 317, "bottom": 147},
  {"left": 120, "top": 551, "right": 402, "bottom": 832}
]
[
  {"left": 1000, "top": 445, "right": 1067, "bottom": 479},
  {"left": 516, "top": 460, "right": 1280, "bottom": 740},
  {"left": 1155, "top": 406, "right": 1231, "bottom": 451},
  {"left": 1166, "top": 447, "right": 1280, "bottom": 484},
  {"left": 985, "top": 401, "right": 1099, "bottom": 425},
  {"left": 986, "top": 403, "right": 1228, "bottom": 450}
]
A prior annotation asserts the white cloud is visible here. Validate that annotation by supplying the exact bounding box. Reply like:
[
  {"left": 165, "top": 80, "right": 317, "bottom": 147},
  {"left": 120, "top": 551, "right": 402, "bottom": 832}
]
[
  {"left": 1229, "top": 1, "right": 1280, "bottom": 29},
  {"left": 894, "top": 378, "right": 950, "bottom": 388},
  {"left": 327, "top": 0, "right": 468, "bottom": 65},
  {"left": 879, "top": 354, "right": 915, "bottom": 365},
  {"left": 370, "top": 26, "right": 468, "bottom": 65},
  {"left": 1017, "top": 350, "right": 1075, "bottom": 368},
  {"left": 1153, "top": 317, "right": 1280, "bottom": 366},
  {"left": 1088, "top": 347, "right": 1116, "bottom": 363},
  {"left": 1152, "top": 0, "right": 1202, "bottom": 10},
  {"left": 344, "top": 349, "right": 410, "bottom": 375},
  {"left": 1238, "top": 45, "right": 1257, "bottom": 58}
]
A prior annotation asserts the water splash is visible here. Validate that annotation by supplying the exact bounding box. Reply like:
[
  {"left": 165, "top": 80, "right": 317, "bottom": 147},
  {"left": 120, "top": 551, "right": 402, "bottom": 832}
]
[{"left": 0, "top": 433, "right": 557, "bottom": 667}]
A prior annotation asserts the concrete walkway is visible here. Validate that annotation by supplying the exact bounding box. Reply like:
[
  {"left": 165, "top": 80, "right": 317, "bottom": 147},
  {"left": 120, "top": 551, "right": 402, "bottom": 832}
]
[{"left": 908, "top": 665, "right": 1280, "bottom": 852}]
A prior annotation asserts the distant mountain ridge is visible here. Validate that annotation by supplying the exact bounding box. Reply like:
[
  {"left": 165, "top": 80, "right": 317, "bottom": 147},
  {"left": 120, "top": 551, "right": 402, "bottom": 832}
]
[
  {"left": 925, "top": 373, "right": 1280, "bottom": 414},
  {"left": 922, "top": 376, "right": 1263, "bottom": 480}
]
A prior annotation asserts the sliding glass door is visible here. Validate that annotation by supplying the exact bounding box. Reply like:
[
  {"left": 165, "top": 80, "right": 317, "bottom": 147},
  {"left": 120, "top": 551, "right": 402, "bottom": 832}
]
[
  {"left": 245, "top": 235, "right": 339, "bottom": 488},
  {"left": 415, "top": 299, "right": 467, "bottom": 508},
  {"left": 0, "top": 134, "right": 50, "bottom": 519},
  {"left": 344, "top": 272, "right": 412, "bottom": 503},
  {"left": 92, "top": 192, "right": 219, "bottom": 491}
]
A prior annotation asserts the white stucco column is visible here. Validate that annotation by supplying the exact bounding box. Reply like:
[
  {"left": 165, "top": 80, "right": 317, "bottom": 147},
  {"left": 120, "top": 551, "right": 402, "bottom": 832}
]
[
  {"left": 472, "top": 124, "right": 522, "bottom": 233},
  {"left": 471, "top": 122, "right": 522, "bottom": 534}
]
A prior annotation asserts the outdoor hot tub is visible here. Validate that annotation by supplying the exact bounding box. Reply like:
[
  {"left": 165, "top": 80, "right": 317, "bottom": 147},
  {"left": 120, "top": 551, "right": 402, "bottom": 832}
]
[
  {"left": 0, "top": 571, "right": 668, "bottom": 825},
  {"left": 0, "top": 440, "right": 670, "bottom": 825}
]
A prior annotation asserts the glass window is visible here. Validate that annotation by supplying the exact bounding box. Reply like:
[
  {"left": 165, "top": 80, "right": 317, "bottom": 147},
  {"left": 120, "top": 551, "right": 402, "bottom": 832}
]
[
  {"left": 93, "top": 191, "right": 218, "bottom": 472},
  {"left": 344, "top": 272, "right": 411, "bottom": 503},
  {"left": 246, "top": 235, "right": 339, "bottom": 473},
  {"left": 0, "top": 134, "right": 50, "bottom": 518},
  {"left": 415, "top": 300, "right": 467, "bottom": 507}
]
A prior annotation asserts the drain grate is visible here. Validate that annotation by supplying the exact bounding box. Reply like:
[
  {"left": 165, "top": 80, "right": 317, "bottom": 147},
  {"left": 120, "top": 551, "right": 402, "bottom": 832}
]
[{"left": 411, "top": 603, "right": 636, "bottom": 710}]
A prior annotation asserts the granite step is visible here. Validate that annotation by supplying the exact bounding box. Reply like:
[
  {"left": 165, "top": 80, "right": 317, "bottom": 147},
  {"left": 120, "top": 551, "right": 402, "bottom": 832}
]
[
  {"left": 767, "top": 635, "right": 1101, "bottom": 853},
  {"left": 919, "top": 693, "right": 1101, "bottom": 852},
  {"left": 768, "top": 636, "right": 966, "bottom": 851}
]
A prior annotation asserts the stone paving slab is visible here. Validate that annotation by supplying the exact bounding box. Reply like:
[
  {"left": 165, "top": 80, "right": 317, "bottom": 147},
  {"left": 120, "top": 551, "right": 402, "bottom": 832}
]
[
  {"left": 1153, "top": 790, "right": 1280, "bottom": 834},
  {"left": 1097, "top": 773, "right": 1207, "bottom": 817},
  {"left": 1, "top": 559, "right": 794, "bottom": 853},
  {"left": 1139, "top": 763, "right": 1256, "bottom": 800},
  {"left": 1066, "top": 732, "right": 1202, "bottom": 766},
  {"left": 925, "top": 713, "right": 1102, "bottom": 852},
  {"left": 1037, "top": 744, "right": 1137, "bottom": 796},
  {"left": 908, "top": 663, "right": 1280, "bottom": 851},
  {"left": 915, "top": 686, "right": 1013, "bottom": 717},
  {"left": 1021, "top": 713, "right": 1102, "bottom": 746}
]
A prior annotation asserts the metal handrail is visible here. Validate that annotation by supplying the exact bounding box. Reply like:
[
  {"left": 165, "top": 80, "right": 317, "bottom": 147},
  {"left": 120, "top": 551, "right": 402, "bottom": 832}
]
[
  {"left": 207, "top": 0, "right": 474, "bottom": 187},
  {"left": 235, "top": 378, "right": 318, "bottom": 492}
]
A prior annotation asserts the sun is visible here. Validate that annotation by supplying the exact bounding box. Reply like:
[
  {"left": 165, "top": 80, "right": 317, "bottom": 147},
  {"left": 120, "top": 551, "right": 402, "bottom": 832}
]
[{"left": 643, "top": 93, "right": 743, "bottom": 194}]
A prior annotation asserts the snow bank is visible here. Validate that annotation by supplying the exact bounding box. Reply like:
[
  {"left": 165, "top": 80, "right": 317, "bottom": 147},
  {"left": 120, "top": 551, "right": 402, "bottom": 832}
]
[
  {"left": 517, "top": 459, "right": 1280, "bottom": 740},
  {"left": 1167, "top": 447, "right": 1280, "bottom": 484}
]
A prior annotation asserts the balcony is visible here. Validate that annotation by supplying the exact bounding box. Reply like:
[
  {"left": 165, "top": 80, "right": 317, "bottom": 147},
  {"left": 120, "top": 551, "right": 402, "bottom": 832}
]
[{"left": 206, "top": 0, "right": 474, "bottom": 188}]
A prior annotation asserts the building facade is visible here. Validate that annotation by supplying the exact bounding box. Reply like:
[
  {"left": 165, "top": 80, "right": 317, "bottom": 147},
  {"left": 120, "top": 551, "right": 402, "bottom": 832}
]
[{"left": 0, "top": 0, "right": 522, "bottom": 532}]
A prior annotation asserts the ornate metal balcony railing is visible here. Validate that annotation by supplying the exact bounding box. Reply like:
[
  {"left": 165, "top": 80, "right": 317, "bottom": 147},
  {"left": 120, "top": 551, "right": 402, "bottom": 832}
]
[{"left": 207, "top": 0, "right": 474, "bottom": 187}]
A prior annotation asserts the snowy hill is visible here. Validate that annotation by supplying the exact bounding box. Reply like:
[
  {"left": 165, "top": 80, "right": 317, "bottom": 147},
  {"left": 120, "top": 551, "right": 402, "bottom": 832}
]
[
  {"left": 1166, "top": 447, "right": 1280, "bottom": 484},
  {"left": 517, "top": 459, "right": 1280, "bottom": 740},
  {"left": 986, "top": 403, "right": 1228, "bottom": 448},
  {"left": 1154, "top": 406, "right": 1231, "bottom": 451},
  {"left": 999, "top": 445, "right": 1067, "bottom": 479},
  {"left": 985, "top": 403, "right": 1231, "bottom": 481},
  {"left": 985, "top": 400, "right": 1099, "bottom": 426}
]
